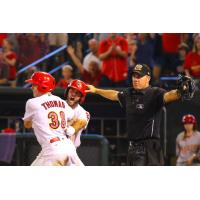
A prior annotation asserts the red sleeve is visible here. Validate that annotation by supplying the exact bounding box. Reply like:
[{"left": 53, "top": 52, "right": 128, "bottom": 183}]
[
  {"left": 184, "top": 52, "right": 192, "bottom": 70},
  {"left": 98, "top": 40, "right": 107, "bottom": 54},
  {"left": 120, "top": 38, "right": 128, "bottom": 53}
]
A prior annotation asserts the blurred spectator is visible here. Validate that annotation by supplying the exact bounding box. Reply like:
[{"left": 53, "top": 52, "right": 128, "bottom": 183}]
[
  {"left": 176, "top": 114, "right": 200, "bottom": 166},
  {"left": 0, "top": 33, "right": 8, "bottom": 47},
  {"left": 48, "top": 33, "right": 68, "bottom": 64},
  {"left": 75, "top": 40, "right": 83, "bottom": 62},
  {"left": 17, "top": 34, "right": 44, "bottom": 68},
  {"left": 48, "top": 33, "right": 68, "bottom": 48},
  {"left": 56, "top": 65, "right": 73, "bottom": 88},
  {"left": 161, "top": 33, "right": 182, "bottom": 75},
  {"left": 16, "top": 66, "right": 37, "bottom": 87},
  {"left": 152, "top": 34, "right": 163, "bottom": 81},
  {"left": 175, "top": 43, "right": 189, "bottom": 74},
  {"left": 38, "top": 33, "right": 49, "bottom": 56},
  {"left": 180, "top": 33, "right": 193, "bottom": 50},
  {"left": 125, "top": 33, "right": 138, "bottom": 42},
  {"left": 7, "top": 34, "right": 19, "bottom": 53},
  {"left": 162, "top": 33, "right": 181, "bottom": 54},
  {"left": 184, "top": 34, "right": 200, "bottom": 78},
  {"left": 135, "top": 34, "right": 164, "bottom": 85},
  {"left": 127, "top": 39, "right": 137, "bottom": 86},
  {"left": 0, "top": 39, "right": 17, "bottom": 81},
  {"left": 98, "top": 33, "right": 128, "bottom": 87},
  {"left": 68, "top": 33, "right": 86, "bottom": 59},
  {"left": 38, "top": 33, "right": 49, "bottom": 71},
  {"left": 83, "top": 38, "right": 101, "bottom": 71},
  {"left": 67, "top": 46, "right": 102, "bottom": 86},
  {"left": 0, "top": 61, "right": 9, "bottom": 86},
  {"left": 136, "top": 33, "right": 155, "bottom": 69},
  {"left": 94, "top": 33, "right": 109, "bottom": 42}
]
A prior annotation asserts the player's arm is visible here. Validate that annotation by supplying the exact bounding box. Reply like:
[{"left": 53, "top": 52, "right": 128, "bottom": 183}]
[
  {"left": 71, "top": 119, "right": 87, "bottom": 135},
  {"left": 24, "top": 120, "right": 32, "bottom": 129},
  {"left": 86, "top": 85, "right": 119, "bottom": 101},
  {"left": 23, "top": 100, "right": 33, "bottom": 129},
  {"left": 164, "top": 75, "right": 195, "bottom": 103},
  {"left": 65, "top": 119, "right": 87, "bottom": 142}
]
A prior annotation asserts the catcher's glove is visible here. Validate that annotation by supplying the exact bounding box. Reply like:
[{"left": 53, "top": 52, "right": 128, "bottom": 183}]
[{"left": 177, "top": 74, "right": 196, "bottom": 100}]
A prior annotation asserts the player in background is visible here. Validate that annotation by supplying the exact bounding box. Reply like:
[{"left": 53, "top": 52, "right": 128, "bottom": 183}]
[
  {"left": 23, "top": 71, "right": 84, "bottom": 166},
  {"left": 176, "top": 114, "right": 200, "bottom": 166},
  {"left": 64, "top": 79, "right": 90, "bottom": 149}
]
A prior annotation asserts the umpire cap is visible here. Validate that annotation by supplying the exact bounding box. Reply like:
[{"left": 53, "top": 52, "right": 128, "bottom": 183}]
[{"left": 132, "top": 64, "right": 151, "bottom": 77}]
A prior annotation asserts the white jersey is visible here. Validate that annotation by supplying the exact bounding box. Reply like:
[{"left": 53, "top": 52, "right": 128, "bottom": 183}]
[
  {"left": 176, "top": 131, "right": 200, "bottom": 165},
  {"left": 72, "top": 104, "right": 90, "bottom": 148},
  {"left": 23, "top": 93, "right": 74, "bottom": 148}
]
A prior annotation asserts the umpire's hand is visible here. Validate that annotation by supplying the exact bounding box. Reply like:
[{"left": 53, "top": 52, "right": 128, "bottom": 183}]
[{"left": 86, "top": 85, "right": 97, "bottom": 94}]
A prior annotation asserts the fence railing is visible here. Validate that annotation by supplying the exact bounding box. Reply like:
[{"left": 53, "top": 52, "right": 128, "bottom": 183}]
[{"left": 17, "top": 44, "right": 67, "bottom": 75}]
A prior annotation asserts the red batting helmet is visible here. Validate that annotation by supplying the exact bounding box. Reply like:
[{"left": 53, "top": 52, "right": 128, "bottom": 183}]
[
  {"left": 182, "top": 114, "right": 196, "bottom": 124},
  {"left": 64, "top": 79, "right": 87, "bottom": 103},
  {"left": 25, "top": 71, "right": 55, "bottom": 93}
]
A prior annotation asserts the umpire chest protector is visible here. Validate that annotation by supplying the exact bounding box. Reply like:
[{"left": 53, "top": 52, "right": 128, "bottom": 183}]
[{"left": 118, "top": 86, "right": 166, "bottom": 141}]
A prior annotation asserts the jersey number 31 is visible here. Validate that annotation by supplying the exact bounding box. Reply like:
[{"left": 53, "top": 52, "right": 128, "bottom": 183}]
[{"left": 48, "top": 111, "right": 66, "bottom": 129}]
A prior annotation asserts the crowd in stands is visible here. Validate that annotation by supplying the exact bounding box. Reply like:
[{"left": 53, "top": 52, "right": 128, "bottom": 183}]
[{"left": 0, "top": 33, "right": 200, "bottom": 89}]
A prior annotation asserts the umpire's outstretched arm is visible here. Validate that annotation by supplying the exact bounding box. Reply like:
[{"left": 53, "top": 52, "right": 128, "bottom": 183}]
[
  {"left": 86, "top": 85, "right": 119, "bottom": 101},
  {"left": 86, "top": 86, "right": 181, "bottom": 103},
  {"left": 163, "top": 90, "right": 181, "bottom": 103}
]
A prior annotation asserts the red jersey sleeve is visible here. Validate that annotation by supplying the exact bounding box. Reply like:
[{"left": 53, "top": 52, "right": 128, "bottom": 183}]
[
  {"left": 98, "top": 40, "right": 107, "bottom": 54},
  {"left": 184, "top": 52, "right": 192, "bottom": 70},
  {"left": 120, "top": 37, "right": 129, "bottom": 53}
]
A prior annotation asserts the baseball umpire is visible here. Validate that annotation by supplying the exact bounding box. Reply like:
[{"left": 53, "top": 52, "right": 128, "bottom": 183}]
[{"left": 86, "top": 64, "right": 196, "bottom": 166}]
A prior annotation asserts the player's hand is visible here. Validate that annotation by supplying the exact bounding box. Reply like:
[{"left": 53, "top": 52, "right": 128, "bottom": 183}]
[
  {"left": 86, "top": 85, "right": 97, "bottom": 94},
  {"left": 65, "top": 125, "right": 75, "bottom": 136}
]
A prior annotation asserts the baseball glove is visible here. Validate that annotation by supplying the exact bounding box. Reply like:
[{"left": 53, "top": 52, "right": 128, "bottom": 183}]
[{"left": 177, "top": 74, "right": 196, "bottom": 100}]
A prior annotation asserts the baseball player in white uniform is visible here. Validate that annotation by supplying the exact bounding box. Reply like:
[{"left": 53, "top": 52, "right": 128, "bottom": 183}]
[
  {"left": 23, "top": 71, "right": 83, "bottom": 166},
  {"left": 176, "top": 114, "right": 200, "bottom": 166},
  {"left": 64, "top": 80, "right": 90, "bottom": 149}
]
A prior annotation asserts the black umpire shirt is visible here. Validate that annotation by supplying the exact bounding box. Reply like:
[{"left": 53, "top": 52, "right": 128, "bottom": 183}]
[{"left": 118, "top": 86, "right": 166, "bottom": 141}]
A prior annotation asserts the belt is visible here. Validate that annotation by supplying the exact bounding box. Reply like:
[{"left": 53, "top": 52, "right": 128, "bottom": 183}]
[
  {"left": 129, "top": 141, "right": 144, "bottom": 147},
  {"left": 129, "top": 137, "right": 160, "bottom": 146},
  {"left": 50, "top": 136, "right": 67, "bottom": 143},
  {"left": 50, "top": 137, "right": 60, "bottom": 143}
]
